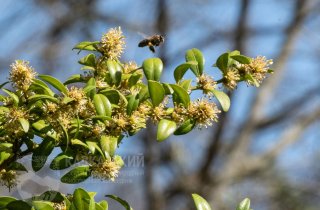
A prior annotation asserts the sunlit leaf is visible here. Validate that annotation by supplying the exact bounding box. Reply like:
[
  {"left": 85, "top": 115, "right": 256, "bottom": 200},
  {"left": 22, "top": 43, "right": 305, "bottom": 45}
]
[
  {"left": 157, "top": 119, "right": 177, "bottom": 142},
  {"left": 174, "top": 61, "right": 198, "bottom": 82},
  {"left": 170, "top": 84, "right": 190, "bottom": 107},
  {"left": 142, "top": 58, "right": 163, "bottom": 81},
  {"left": 148, "top": 80, "right": 165, "bottom": 107},
  {"left": 185, "top": 48, "right": 204, "bottom": 76},
  {"left": 210, "top": 89, "right": 230, "bottom": 112},
  {"left": 192, "top": 194, "right": 212, "bottom": 210},
  {"left": 39, "top": 75, "right": 68, "bottom": 94},
  {"left": 105, "top": 195, "right": 133, "bottom": 210},
  {"left": 61, "top": 166, "right": 91, "bottom": 184},
  {"left": 236, "top": 198, "right": 251, "bottom": 210}
]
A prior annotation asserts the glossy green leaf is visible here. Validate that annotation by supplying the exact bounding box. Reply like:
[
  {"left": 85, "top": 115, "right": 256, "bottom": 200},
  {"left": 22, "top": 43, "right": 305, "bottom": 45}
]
[
  {"left": 128, "top": 73, "right": 142, "bottom": 87},
  {"left": 85, "top": 77, "right": 96, "bottom": 99},
  {"left": 64, "top": 74, "right": 84, "bottom": 85},
  {"left": 79, "top": 53, "right": 96, "bottom": 67},
  {"left": 192, "top": 194, "right": 212, "bottom": 210},
  {"left": 83, "top": 85, "right": 96, "bottom": 94},
  {"left": 28, "top": 94, "right": 59, "bottom": 103},
  {"left": 0, "top": 81, "right": 9, "bottom": 89},
  {"left": 0, "top": 143, "right": 13, "bottom": 152},
  {"left": 137, "top": 85, "right": 149, "bottom": 101},
  {"left": 50, "top": 152, "right": 74, "bottom": 170},
  {"left": 126, "top": 94, "right": 139, "bottom": 115},
  {"left": 210, "top": 89, "right": 230, "bottom": 112},
  {"left": 0, "top": 196, "right": 16, "bottom": 207},
  {"left": 100, "top": 135, "right": 117, "bottom": 158},
  {"left": 174, "top": 119, "right": 196, "bottom": 135},
  {"left": 2, "top": 89, "right": 19, "bottom": 106},
  {"left": 185, "top": 48, "right": 204, "bottom": 76},
  {"left": 31, "top": 79, "right": 55, "bottom": 96},
  {"left": 105, "top": 195, "right": 133, "bottom": 210},
  {"left": 93, "top": 94, "right": 112, "bottom": 117},
  {"left": 96, "top": 200, "right": 108, "bottom": 210},
  {"left": 245, "top": 74, "right": 260, "bottom": 87},
  {"left": 37, "top": 191, "right": 65, "bottom": 203},
  {"left": 71, "top": 139, "right": 89, "bottom": 149},
  {"left": 107, "top": 60, "right": 122, "bottom": 86},
  {"left": 180, "top": 79, "right": 192, "bottom": 91},
  {"left": 18, "top": 118, "right": 29, "bottom": 133},
  {"left": 7, "top": 161, "right": 28, "bottom": 172},
  {"left": 73, "top": 41, "right": 99, "bottom": 52},
  {"left": 231, "top": 55, "right": 251, "bottom": 64},
  {"left": 72, "top": 188, "right": 94, "bottom": 210},
  {"left": 170, "top": 84, "right": 190, "bottom": 107},
  {"left": 236, "top": 198, "right": 251, "bottom": 210},
  {"left": 86, "top": 141, "right": 104, "bottom": 156},
  {"left": 174, "top": 61, "right": 198, "bottom": 82},
  {"left": 6, "top": 200, "right": 31, "bottom": 210},
  {"left": 61, "top": 166, "right": 91, "bottom": 184},
  {"left": 0, "top": 151, "right": 11, "bottom": 165},
  {"left": 148, "top": 80, "right": 165, "bottom": 107},
  {"left": 32, "top": 138, "right": 55, "bottom": 172},
  {"left": 39, "top": 75, "right": 68, "bottom": 94},
  {"left": 157, "top": 119, "right": 177, "bottom": 141},
  {"left": 142, "top": 58, "right": 163, "bottom": 81},
  {"left": 32, "top": 201, "right": 54, "bottom": 210},
  {"left": 215, "top": 52, "right": 230, "bottom": 73},
  {"left": 162, "top": 83, "right": 174, "bottom": 95}
]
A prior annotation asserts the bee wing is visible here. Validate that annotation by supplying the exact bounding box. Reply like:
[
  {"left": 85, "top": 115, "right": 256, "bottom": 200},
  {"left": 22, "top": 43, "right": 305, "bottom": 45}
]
[{"left": 137, "top": 32, "right": 149, "bottom": 39}]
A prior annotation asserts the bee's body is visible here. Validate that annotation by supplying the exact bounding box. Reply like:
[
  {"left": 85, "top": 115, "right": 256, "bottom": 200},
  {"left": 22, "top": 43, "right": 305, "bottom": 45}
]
[{"left": 138, "top": 35, "right": 164, "bottom": 53}]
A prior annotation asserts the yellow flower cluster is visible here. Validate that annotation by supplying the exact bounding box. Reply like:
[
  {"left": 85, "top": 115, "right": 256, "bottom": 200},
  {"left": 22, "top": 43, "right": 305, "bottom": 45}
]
[
  {"left": 100, "top": 27, "right": 125, "bottom": 60},
  {"left": 91, "top": 159, "right": 121, "bottom": 181},
  {"left": 9, "top": 60, "right": 37, "bottom": 92},
  {"left": 197, "top": 74, "right": 217, "bottom": 94},
  {"left": 0, "top": 169, "right": 17, "bottom": 190}
]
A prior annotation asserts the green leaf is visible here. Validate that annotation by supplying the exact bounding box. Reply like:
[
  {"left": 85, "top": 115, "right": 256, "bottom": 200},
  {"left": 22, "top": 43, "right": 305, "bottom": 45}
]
[
  {"left": 7, "top": 161, "right": 28, "bottom": 172},
  {"left": 93, "top": 94, "right": 112, "bottom": 117},
  {"left": 50, "top": 151, "right": 74, "bottom": 170},
  {"left": 86, "top": 141, "right": 104, "bottom": 157},
  {"left": 192, "top": 194, "right": 212, "bottom": 210},
  {"left": 236, "top": 198, "right": 251, "bottom": 210},
  {"left": 105, "top": 195, "right": 133, "bottom": 210},
  {"left": 61, "top": 166, "right": 91, "bottom": 184},
  {"left": 128, "top": 73, "right": 142, "bottom": 88},
  {"left": 267, "top": 69, "right": 274, "bottom": 74},
  {"left": 85, "top": 77, "right": 96, "bottom": 99},
  {"left": 73, "top": 41, "right": 99, "bottom": 52},
  {"left": 231, "top": 55, "right": 251, "bottom": 64},
  {"left": 18, "top": 118, "right": 29, "bottom": 133},
  {"left": 142, "top": 58, "right": 163, "bottom": 81},
  {"left": 39, "top": 75, "right": 68, "bottom": 95},
  {"left": 137, "top": 85, "right": 149, "bottom": 102},
  {"left": 71, "top": 139, "right": 89, "bottom": 149},
  {"left": 30, "top": 79, "right": 55, "bottom": 96},
  {"left": 32, "top": 201, "right": 54, "bottom": 210},
  {"left": 0, "top": 151, "right": 11, "bottom": 165},
  {"left": 32, "top": 138, "right": 55, "bottom": 172},
  {"left": 72, "top": 188, "right": 94, "bottom": 210},
  {"left": 0, "top": 81, "right": 9, "bottom": 89},
  {"left": 174, "top": 119, "right": 196, "bottom": 135},
  {"left": 64, "top": 74, "right": 84, "bottom": 85},
  {"left": 173, "top": 61, "right": 198, "bottom": 83},
  {"left": 148, "top": 80, "right": 165, "bottom": 107},
  {"left": 210, "top": 89, "right": 230, "bottom": 112},
  {"left": 2, "top": 89, "right": 19, "bottom": 106},
  {"left": 157, "top": 119, "right": 177, "bottom": 142},
  {"left": 0, "top": 143, "right": 12, "bottom": 152},
  {"left": 83, "top": 85, "right": 96, "bottom": 94},
  {"left": 6, "top": 200, "right": 31, "bottom": 210},
  {"left": 107, "top": 60, "right": 122, "bottom": 86},
  {"left": 170, "top": 84, "right": 190, "bottom": 107},
  {"left": 37, "top": 191, "right": 65, "bottom": 203},
  {"left": 215, "top": 52, "right": 230, "bottom": 73},
  {"left": 29, "top": 94, "right": 59, "bottom": 104},
  {"left": 96, "top": 200, "right": 108, "bottom": 210},
  {"left": 0, "top": 196, "right": 16, "bottom": 207},
  {"left": 100, "top": 135, "right": 117, "bottom": 158},
  {"left": 245, "top": 74, "right": 260, "bottom": 87},
  {"left": 126, "top": 94, "right": 139, "bottom": 115},
  {"left": 180, "top": 79, "right": 192, "bottom": 91},
  {"left": 185, "top": 48, "right": 205, "bottom": 76},
  {"left": 79, "top": 53, "right": 96, "bottom": 67}
]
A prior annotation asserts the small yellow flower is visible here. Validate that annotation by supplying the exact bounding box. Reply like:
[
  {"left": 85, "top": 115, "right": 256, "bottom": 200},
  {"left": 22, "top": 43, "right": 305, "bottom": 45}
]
[
  {"left": 197, "top": 74, "right": 216, "bottom": 94},
  {"left": 187, "top": 98, "right": 220, "bottom": 128},
  {"left": 91, "top": 159, "right": 121, "bottom": 181},
  {"left": 239, "top": 56, "right": 273, "bottom": 86},
  {"left": 0, "top": 169, "right": 17, "bottom": 190},
  {"left": 223, "top": 68, "right": 240, "bottom": 90},
  {"left": 100, "top": 27, "right": 125, "bottom": 60},
  {"left": 9, "top": 60, "right": 37, "bottom": 91},
  {"left": 123, "top": 61, "right": 139, "bottom": 74}
]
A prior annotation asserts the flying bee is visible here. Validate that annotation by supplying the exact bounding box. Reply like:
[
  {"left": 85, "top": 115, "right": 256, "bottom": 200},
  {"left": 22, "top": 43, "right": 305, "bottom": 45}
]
[{"left": 138, "top": 34, "right": 164, "bottom": 53}]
